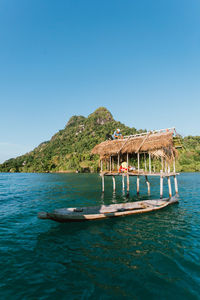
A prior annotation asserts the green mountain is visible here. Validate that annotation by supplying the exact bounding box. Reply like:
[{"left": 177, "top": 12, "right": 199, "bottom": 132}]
[
  {"left": 0, "top": 107, "right": 200, "bottom": 173},
  {"left": 0, "top": 107, "right": 141, "bottom": 173}
]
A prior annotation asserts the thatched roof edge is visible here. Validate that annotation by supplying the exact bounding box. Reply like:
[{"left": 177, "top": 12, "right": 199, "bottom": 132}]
[{"left": 91, "top": 132, "right": 177, "bottom": 160}]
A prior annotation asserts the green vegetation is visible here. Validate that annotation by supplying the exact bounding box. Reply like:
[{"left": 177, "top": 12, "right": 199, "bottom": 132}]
[
  {"left": 175, "top": 136, "right": 200, "bottom": 172},
  {"left": 0, "top": 107, "right": 199, "bottom": 173}
]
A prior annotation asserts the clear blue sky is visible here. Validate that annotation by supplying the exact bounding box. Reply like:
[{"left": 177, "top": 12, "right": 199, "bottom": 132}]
[{"left": 0, "top": 0, "right": 200, "bottom": 163}]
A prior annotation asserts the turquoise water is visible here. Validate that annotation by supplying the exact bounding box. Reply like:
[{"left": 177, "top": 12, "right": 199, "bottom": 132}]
[{"left": 0, "top": 173, "right": 200, "bottom": 299}]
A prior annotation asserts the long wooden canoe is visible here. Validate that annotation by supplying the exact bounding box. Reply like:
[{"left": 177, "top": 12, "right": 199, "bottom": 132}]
[{"left": 38, "top": 197, "right": 178, "bottom": 222}]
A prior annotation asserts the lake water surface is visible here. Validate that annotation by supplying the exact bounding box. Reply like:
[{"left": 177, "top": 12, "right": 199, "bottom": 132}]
[{"left": 0, "top": 173, "right": 200, "bottom": 299}]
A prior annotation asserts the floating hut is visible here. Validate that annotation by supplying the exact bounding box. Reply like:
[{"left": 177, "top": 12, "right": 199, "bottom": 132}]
[
  {"left": 91, "top": 127, "right": 179, "bottom": 198},
  {"left": 38, "top": 128, "right": 180, "bottom": 222}
]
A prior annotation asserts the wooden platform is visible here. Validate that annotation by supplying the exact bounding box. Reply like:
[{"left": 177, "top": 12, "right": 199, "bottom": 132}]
[
  {"left": 38, "top": 197, "right": 178, "bottom": 222},
  {"left": 102, "top": 171, "right": 179, "bottom": 177}
]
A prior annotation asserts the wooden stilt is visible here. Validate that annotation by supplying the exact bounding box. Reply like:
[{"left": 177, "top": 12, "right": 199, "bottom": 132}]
[
  {"left": 174, "top": 175, "right": 178, "bottom": 194},
  {"left": 102, "top": 175, "right": 104, "bottom": 193},
  {"left": 101, "top": 160, "right": 103, "bottom": 173},
  {"left": 117, "top": 153, "right": 120, "bottom": 172},
  {"left": 173, "top": 158, "right": 176, "bottom": 173},
  {"left": 168, "top": 163, "right": 170, "bottom": 174},
  {"left": 137, "top": 175, "right": 140, "bottom": 194},
  {"left": 137, "top": 152, "right": 140, "bottom": 173},
  {"left": 145, "top": 175, "right": 150, "bottom": 195},
  {"left": 112, "top": 176, "right": 116, "bottom": 192},
  {"left": 144, "top": 153, "right": 147, "bottom": 172},
  {"left": 149, "top": 152, "right": 151, "bottom": 173},
  {"left": 160, "top": 176, "right": 163, "bottom": 199},
  {"left": 127, "top": 174, "right": 129, "bottom": 193},
  {"left": 112, "top": 157, "right": 114, "bottom": 171},
  {"left": 122, "top": 174, "right": 125, "bottom": 190},
  {"left": 167, "top": 177, "right": 172, "bottom": 198},
  {"left": 127, "top": 153, "right": 129, "bottom": 173},
  {"left": 110, "top": 156, "right": 111, "bottom": 173},
  {"left": 161, "top": 156, "right": 163, "bottom": 172}
]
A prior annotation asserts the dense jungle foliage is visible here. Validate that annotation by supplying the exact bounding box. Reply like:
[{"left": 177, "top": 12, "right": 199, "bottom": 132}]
[{"left": 0, "top": 107, "right": 199, "bottom": 173}]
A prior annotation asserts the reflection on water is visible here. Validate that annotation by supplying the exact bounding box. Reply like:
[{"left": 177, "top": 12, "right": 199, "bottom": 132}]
[{"left": 0, "top": 173, "right": 200, "bottom": 299}]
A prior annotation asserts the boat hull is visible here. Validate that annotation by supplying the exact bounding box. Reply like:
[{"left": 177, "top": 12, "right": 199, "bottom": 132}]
[{"left": 38, "top": 197, "right": 178, "bottom": 223}]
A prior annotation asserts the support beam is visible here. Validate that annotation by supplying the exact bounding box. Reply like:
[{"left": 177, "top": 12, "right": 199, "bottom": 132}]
[
  {"left": 122, "top": 174, "right": 125, "bottom": 190},
  {"left": 164, "top": 159, "right": 167, "bottom": 173},
  {"left": 127, "top": 153, "right": 129, "bottom": 173},
  {"left": 137, "top": 175, "right": 140, "bottom": 194},
  {"left": 102, "top": 175, "right": 104, "bottom": 193},
  {"left": 168, "top": 163, "right": 170, "bottom": 174},
  {"left": 117, "top": 154, "right": 119, "bottom": 172},
  {"left": 137, "top": 152, "right": 140, "bottom": 173},
  {"left": 112, "top": 157, "right": 114, "bottom": 171},
  {"left": 173, "top": 158, "right": 176, "bottom": 173},
  {"left": 174, "top": 175, "right": 178, "bottom": 194},
  {"left": 101, "top": 160, "right": 103, "bottom": 173},
  {"left": 167, "top": 176, "right": 172, "bottom": 198},
  {"left": 161, "top": 156, "right": 163, "bottom": 172},
  {"left": 149, "top": 152, "right": 151, "bottom": 173},
  {"left": 127, "top": 174, "right": 130, "bottom": 193},
  {"left": 160, "top": 176, "right": 163, "bottom": 199},
  {"left": 145, "top": 176, "right": 150, "bottom": 195},
  {"left": 144, "top": 153, "right": 147, "bottom": 172},
  {"left": 112, "top": 176, "right": 116, "bottom": 192},
  {"left": 110, "top": 156, "right": 112, "bottom": 173}
]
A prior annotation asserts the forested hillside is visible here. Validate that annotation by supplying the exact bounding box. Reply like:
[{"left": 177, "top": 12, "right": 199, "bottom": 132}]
[
  {"left": 0, "top": 108, "right": 141, "bottom": 173},
  {"left": 0, "top": 107, "right": 199, "bottom": 173},
  {"left": 176, "top": 136, "right": 200, "bottom": 172}
]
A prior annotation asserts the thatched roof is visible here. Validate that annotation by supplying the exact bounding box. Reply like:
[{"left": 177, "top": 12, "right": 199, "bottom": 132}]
[{"left": 91, "top": 132, "right": 177, "bottom": 160}]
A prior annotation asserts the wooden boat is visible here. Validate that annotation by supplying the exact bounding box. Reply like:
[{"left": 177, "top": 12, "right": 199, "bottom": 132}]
[{"left": 38, "top": 196, "right": 178, "bottom": 222}]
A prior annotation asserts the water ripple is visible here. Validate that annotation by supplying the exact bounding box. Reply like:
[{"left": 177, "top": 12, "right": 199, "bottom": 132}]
[{"left": 0, "top": 173, "right": 200, "bottom": 299}]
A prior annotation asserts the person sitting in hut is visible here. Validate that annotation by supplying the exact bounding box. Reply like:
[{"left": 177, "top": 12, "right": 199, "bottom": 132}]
[
  {"left": 112, "top": 128, "right": 123, "bottom": 140},
  {"left": 119, "top": 162, "right": 135, "bottom": 172}
]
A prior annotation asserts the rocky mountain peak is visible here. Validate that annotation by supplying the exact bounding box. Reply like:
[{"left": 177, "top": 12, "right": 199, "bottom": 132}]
[
  {"left": 66, "top": 115, "right": 86, "bottom": 127},
  {"left": 88, "top": 107, "right": 113, "bottom": 125}
]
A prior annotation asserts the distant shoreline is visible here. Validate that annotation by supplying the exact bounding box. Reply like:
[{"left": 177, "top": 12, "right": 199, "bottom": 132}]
[{"left": 1, "top": 171, "right": 200, "bottom": 174}]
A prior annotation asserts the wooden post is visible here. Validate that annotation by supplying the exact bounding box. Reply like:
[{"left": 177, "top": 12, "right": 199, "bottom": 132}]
[
  {"left": 145, "top": 175, "right": 150, "bottom": 195},
  {"left": 173, "top": 158, "right": 176, "bottom": 173},
  {"left": 149, "top": 152, "right": 151, "bottom": 173},
  {"left": 167, "top": 176, "right": 172, "bottom": 198},
  {"left": 102, "top": 174, "right": 104, "bottom": 193},
  {"left": 137, "top": 175, "right": 140, "bottom": 194},
  {"left": 160, "top": 176, "right": 163, "bottom": 199},
  {"left": 122, "top": 174, "right": 125, "bottom": 190},
  {"left": 164, "top": 159, "right": 167, "bottom": 173},
  {"left": 127, "top": 153, "right": 129, "bottom": 173},
  {"left": 137, "top": 152, "right": 140, "bottom": 173},
  {"left": 168, "top": 163, "right": 170, "bottom": 174},
  {"left": 112, "top": 157, "right": 114, "bottom": 171},
  {"left": 161, "top": 157, "right": 163, "bottom": 172},
  {"left": 110, "top": 156, "right": 112, "bottom": 173},
  {"left": 144, "top": 153, "right": 147, "bottom": 172},
  {"left": 112, "top": 176, "right": 116, "bottom": 192},
  {"left": 127, "top": 174, "right": 129, "bottom": 193},
  {"left": 117, "top": 153, "right": 120, "bottom": 172},
  {"left": 101, "top": 160, "right": 103, "bottom": 173},
  {"left": 174, "top": 175, "right": 178, "bottom": 194},
  {"left": 153, "top": 165, "right": 156, "bottom": 173}
]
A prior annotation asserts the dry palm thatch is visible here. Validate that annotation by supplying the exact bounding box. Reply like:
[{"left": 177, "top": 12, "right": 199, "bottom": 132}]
[{"left": 91, "top": 132, "right": 177, "bottom": 160}]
